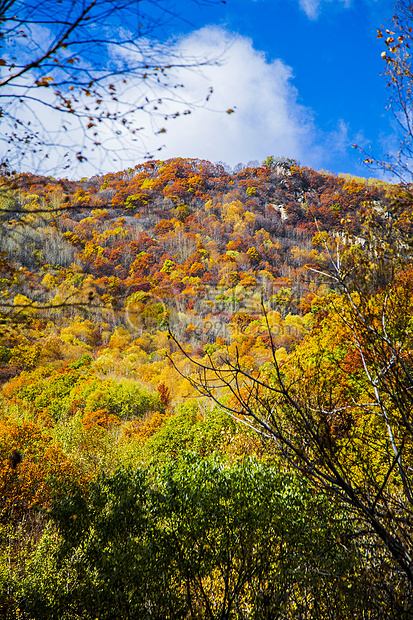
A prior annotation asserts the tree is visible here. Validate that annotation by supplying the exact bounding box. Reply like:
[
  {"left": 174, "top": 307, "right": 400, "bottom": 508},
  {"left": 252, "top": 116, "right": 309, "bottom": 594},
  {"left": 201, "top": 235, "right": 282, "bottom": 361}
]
[
  {"left": 0, "top": 0, "right": 224, "bottom": 174},
  {"left": 364, "top": 0, "right": 413, "bottom": 180},
  {"left": 168, "top": 206, "right": 413, "bottom": 604},
  {"left": 20, "top": 458, "right": 380, "bottom": 619}
]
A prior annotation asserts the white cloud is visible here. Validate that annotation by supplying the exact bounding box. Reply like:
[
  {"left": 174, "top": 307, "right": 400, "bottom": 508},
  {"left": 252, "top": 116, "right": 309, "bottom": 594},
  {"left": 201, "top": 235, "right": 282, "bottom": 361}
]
[
  {"left": 129, "top": 27, "right": 319, "bottom": 170},
  {"left": 7, "top": 26, "right": 345, "bottom": 176},
  {"left": 298, "top": 0, "right": 352, "bottom": 20}
]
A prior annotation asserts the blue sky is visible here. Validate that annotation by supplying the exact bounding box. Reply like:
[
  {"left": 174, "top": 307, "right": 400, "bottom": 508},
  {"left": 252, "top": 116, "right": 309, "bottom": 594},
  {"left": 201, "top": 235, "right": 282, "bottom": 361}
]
[
  {"left": 142, "top": 0, "right": 397, "bottom": 177},
  {"left": 2, "top": 0, "right": 398, "bottom": 178}
]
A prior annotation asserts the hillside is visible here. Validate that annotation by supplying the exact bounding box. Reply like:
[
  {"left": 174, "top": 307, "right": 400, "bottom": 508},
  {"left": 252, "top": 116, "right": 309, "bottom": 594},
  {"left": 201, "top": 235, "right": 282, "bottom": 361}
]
[
  {"left": 1, "top": 158, "right": 413, "bottom": 618},
  {"left": 0, "top": 157, "right": 389, "bottom": 367}
]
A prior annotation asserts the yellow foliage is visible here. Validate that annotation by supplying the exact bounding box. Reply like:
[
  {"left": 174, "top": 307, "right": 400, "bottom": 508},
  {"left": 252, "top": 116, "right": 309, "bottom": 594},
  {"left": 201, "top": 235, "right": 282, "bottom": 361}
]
[
  {"left": 13, "top": 294, "right": 38, "bottom": 316},
  {"left": 41, "top": 273, "right": 58, "bottom": 290},
  {"left": 109, "top": 327, "right": 132, "bottom": 350},
  {"left": 222, "top": 200, "right": 245, "bottom": 224},
  {"left": 141, "top": 178, "right": 154, "bottom": 190},
  {"left": 61, "top": 318, "right": 95, "bottom": 345},
  {"left": 96, "top": 226, "right": 129, "bottom": 243}
]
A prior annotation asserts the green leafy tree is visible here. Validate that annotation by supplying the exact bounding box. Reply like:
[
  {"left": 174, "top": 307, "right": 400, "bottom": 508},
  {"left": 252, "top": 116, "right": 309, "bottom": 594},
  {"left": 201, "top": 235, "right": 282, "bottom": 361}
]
[{"left": 20, "top": 458, "right": 374, "bottom": 620}]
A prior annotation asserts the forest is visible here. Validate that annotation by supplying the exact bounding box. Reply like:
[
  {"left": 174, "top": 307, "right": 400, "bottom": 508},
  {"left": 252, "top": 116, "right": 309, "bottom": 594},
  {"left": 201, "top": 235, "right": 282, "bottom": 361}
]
[{"left": 1, "top": 155, "right": 413, "bottom": 618}]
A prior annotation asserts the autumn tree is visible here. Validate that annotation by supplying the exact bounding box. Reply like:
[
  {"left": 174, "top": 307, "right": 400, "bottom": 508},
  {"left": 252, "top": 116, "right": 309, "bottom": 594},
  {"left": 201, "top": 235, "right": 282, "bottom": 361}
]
[
  {"left": 362, "top": 0, "right": 413, "bottom": 180},
  {"left": 169, "top": 203, "right": 413, "bottom": 604}
]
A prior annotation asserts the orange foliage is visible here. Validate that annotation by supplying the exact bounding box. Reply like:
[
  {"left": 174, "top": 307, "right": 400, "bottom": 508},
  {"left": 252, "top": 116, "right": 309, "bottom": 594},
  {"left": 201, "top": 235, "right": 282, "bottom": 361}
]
[
  {"left": 82, "top": 408, "right": 120, "bottom": 431},
  {"left": 122, "top": 411, "right": 169, "bottom": 443},
  {"left": 0, "top": 416, "right": 87, "bottom": 522},
  {"left": 157, "top": 382, "right": 170, "bottom": 410}
]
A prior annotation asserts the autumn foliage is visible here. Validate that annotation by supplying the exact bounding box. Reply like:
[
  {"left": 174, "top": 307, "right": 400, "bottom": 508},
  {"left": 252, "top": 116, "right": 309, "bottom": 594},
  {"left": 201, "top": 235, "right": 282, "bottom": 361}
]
[{"left": 0, "top": 157, "right": 411, "bottom": 618}]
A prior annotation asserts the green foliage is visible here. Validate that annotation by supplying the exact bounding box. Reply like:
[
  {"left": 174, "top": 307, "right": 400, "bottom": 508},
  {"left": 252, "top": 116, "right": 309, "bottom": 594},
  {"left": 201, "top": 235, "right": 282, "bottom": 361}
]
[
  {"left": 20, "top": 458, "right": 372, "bottom": 620},
  {"left": 3, "top": 359, "right": 160, "bottom": 421},
  {"left": 83, "top": 378, "right": 160, "bottom": 420},
  {"left": 68, "top": 354, "right": 93, "bottom": 370},
  {"left": 0, "top": 347, "right": 12, "bottom": 364},
  {"left": 141, "top": 402, "right": 239, "bottom": 464}
]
